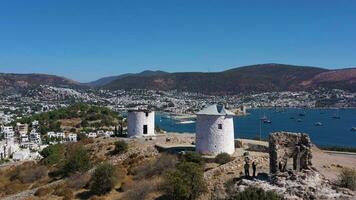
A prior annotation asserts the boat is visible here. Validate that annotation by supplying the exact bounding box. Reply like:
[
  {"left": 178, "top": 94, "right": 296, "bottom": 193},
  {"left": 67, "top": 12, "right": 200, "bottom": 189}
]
[
  {"left": 299, "top": 113, "right": 305, "bottom": 117},
  {"left": 314, "top": 122, "right": 323, "bottom": 126},
  {"left": 263, "top": 119, "right": 272, "bottom": 124},
  {"left": 290, "top": 117, "right": 295, "bottom": 119},
  {"left": 260, "top": 115, "right": 268, "bottom": 120},
  {"left": 177, "top": 120, "right": 195, "bottom": 124},
  {"left": 351, "top": 127, "right": 356, "bottom": 131},
  {"left": 332, "top": 109, "right": 341, "bottom": 119}
]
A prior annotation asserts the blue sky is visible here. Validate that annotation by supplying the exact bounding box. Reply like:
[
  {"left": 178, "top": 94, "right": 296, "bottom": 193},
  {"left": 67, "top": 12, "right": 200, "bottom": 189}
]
[{"left": 0, "top": 0, "right": 356, "bottom": 82}]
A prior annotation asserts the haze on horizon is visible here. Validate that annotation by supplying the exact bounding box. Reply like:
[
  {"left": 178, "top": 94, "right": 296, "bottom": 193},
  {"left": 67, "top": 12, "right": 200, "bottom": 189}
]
[{"left": 0, "top": 0, "right": 356, "bottom": 82}]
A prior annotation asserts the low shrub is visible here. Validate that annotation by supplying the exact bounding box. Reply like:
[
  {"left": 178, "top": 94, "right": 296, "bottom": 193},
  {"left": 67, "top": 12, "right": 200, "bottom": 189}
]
[
  {"left": 123, "top": 179, "right": 158, "bottom": 200},
  {"left": 182, "top": 151, "right": 204, "bottom": 166},
  {"left": 133, "top": 153, "right": 178, "bottom": 179},
  {"left": 113, "top": 140, "right": 128, "bottom": 155},
  {"left": 34, "top": 187, "right": 54, "bottom": 197},
  {"left": 63, "top": 144, "right": 91, "bottom": 176},
  {"left": 229, "top": 186, "right": 282, "bottom": 200},
  {"left": 338, "top": 167, "right": 356, "bottom": 190},
  {"left": 215, "top": 153, "right": 232, "bottom": 165},
  {"left": 40, "top": 144, "right": 65, "bottom": 165},
  {"left": 11, "top": 164, "right": 47, "bottom": 184},
  {"left": 53, "top": 185, "right": 74, "bottom": 198},
  {"left": 164, "top": 162, "right": 206, "bottom": 200},
  {"left": 90, "top": 163, "right": 118, "bottom": 195},
  {"left": 3, "top": 181, "right": 29, "bottom": 195},
  {"left": 66, "top": 173, "right": 91, "bottom": 189}
]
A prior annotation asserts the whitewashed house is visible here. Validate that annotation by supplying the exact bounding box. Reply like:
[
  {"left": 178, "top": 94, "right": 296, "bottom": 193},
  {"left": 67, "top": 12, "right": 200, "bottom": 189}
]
[
  {"left": 13, "top": 149, "right": 30, "bottom": 161},
  {"left": 20, "top": 133, "right": 29, "bottom": 143},
  {"left": 87, "top": 132, "right": 97, "bottom": 138},
  {"left": 47, "top": 131, "right": 57, "bottom": 138},
  {"left": 0, "top": 140, "right": 19, "bottom": 160},
  {"left": 127, "top": 109, "right": 155, "bottom": 137},
  {"left": 195, "top": 104, "right": 235, "bottom": 155},
  {"left": 1, "top": 126, "right": 15, "bottom": 139},
  {"left": 56, "top": 132, "right": 65, "bottom": 139},
  {"left": 29, "top": 130, "right": 42, "bottom": 144},
  {"left": 16, "top": 123, "right": 28, "bottom": 135},
  {"left": 67, "top": 133, "right": 77, "bottom": 142}
]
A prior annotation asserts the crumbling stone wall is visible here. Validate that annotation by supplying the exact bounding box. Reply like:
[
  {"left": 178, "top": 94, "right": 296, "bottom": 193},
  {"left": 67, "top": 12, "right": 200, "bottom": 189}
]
[{"left": 269, "top": 132, "right": 312, "bottom": 174}]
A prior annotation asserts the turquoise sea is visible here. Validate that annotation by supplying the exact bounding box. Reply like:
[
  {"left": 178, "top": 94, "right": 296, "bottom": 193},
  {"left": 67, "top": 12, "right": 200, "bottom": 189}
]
[{"left": 155, "top": 108, "right": 356, "bottom": 147}]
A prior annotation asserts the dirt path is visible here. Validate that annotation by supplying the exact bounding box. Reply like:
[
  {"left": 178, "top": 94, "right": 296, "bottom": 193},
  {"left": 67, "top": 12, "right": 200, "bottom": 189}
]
[{"left": 312, "top": 147, "right": 356, "bottom": 181}]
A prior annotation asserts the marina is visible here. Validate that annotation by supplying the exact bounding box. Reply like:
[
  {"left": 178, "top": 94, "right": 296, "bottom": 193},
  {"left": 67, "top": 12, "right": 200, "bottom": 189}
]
[{"left": 156, "top": 108, "right": 356, "bottom": 147}]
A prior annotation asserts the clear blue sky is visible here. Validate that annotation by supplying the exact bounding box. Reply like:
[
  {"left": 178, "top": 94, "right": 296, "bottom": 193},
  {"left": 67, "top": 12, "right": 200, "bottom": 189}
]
[{"left": 0, "top": 0, "right": 356, "bottom": 82}]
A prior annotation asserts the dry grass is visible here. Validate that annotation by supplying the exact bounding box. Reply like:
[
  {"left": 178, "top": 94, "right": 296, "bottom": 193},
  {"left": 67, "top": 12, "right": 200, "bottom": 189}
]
[
  {"left": 34, "top": 186, "right": 54, "bottom": 197},
  {"left": 122, "top": 178, "right": 162, "bottom": 200},
  {"left": 66, "top": 173, "right": 91, "bottom": 190}
]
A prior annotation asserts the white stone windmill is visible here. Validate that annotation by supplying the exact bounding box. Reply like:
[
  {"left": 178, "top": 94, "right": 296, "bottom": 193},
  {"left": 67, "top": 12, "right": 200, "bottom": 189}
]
[
  {"left": 195, "top": 104, "right": 235, "bottom": 155},
  {"left": 127, "top": 109, "right": 155, "bottom": 138}
]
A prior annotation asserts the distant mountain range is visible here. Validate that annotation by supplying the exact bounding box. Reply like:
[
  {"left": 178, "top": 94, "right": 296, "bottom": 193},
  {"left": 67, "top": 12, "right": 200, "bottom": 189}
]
[{"left": 1, "top": 64, "right": 355, "bottom": 94}]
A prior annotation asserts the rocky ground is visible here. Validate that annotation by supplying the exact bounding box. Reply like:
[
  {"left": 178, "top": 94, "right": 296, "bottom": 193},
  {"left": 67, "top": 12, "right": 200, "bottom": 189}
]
[{"left": 1, "top": 132, "right": 355, "bottom": 200}]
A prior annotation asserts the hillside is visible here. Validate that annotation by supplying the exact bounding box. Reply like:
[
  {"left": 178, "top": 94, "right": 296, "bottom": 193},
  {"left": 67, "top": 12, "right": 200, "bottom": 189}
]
[
  {"left": 0, "top": 73, "right": 80, "bottom": 94},
  {"left": 86, "top": 70, "right": 168, "bottom": 87},
  {"left": 104, "top": 64, "right": 328, "bottom": 94},
  {"left": 18, "top": 103, "right": 122, "bottom": 134},
  {"left": 103, "top": 64, "right": 356, "bottom": 94}
]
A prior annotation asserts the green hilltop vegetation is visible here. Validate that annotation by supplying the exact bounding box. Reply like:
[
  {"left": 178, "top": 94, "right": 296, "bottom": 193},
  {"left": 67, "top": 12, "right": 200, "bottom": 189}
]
[{"left": 18, "top": 103, "right": 123, "bottom": 134}]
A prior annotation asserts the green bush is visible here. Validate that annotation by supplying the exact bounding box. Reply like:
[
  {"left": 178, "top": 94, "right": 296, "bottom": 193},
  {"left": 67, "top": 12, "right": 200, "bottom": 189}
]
[
  {"left": 113, "top": 141, "right": 128, "bottom": 155},
  {"left": 40, "top": 144, "right": 65, "bottom": 165},
  {"left": 338, "top": 168, "right": 356, "bottom": 190},
  {"left": 90, "top": 163, "right": 118, "bottom": 195},
  {"left": 183, "top": 151, "right": 204, "bottom": 166},
  {"left": 165, "top": 162, "right": 206, "bottom": 200},
  {"left": 215, "top": 153, "right": 232, "bottom": 165},
  {"left": 229, "top": 186, "right": 282, "bottom": 200},
  {"left": 63, "top": 144, "right": 91, "bottom": 175}
]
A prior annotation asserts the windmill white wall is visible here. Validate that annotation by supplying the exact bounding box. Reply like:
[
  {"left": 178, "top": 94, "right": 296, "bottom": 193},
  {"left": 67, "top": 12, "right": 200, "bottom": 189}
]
[
  {"left": 127, "top": 110, "right": 155, "bottom": 137},
  {"left": 195, "top": 105, "right": 235, "bottom": 155}
]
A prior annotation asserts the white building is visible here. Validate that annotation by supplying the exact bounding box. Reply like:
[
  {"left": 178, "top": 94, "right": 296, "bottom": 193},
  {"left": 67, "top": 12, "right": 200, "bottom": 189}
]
[
  {"left": 13, "top": 149, "right": 30, "bottom": 161},
  {"left": 29, "top": 131, "right": 42, "bottom": 144},
  {"left": 1, "top": 126, "right": 15, "bottom": 139},
  {"left": 127, "top": 109, "right": 155, "bottom": 137},
  {"left": 87, "top": 132, "right": 97, "bottom": 138},
  {"left": 195, "top": 104, "right": 235, "bottom": 155},
  {"left": 16, "top": 123, "right": 28, "bottom": 135},
  {"left": 0, "top": 140, "right": 19, "bottom": 160},
  {"left": 20, "top": 133, "right": 29, "bottom": 143},
  {"left": 67, "top": 133, "right": 77, "bottom": 142}
]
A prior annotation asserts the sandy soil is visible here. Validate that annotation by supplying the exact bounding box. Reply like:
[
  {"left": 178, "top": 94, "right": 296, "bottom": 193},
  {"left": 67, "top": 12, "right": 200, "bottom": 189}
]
[{"left": 312, "top": 147, "right": 356, "bottom": 181}]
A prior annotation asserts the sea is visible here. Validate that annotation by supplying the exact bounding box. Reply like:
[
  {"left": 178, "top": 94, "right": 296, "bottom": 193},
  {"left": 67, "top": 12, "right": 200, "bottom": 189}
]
[{"left": 155, "top": 108, "right": 356, "bottom": 147}]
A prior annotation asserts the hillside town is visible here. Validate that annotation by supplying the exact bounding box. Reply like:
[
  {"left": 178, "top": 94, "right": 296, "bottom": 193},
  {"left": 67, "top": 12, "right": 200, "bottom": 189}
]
[
  {"left": 0, "top": 103, "right": 355, "bottom": 199},
  {"left": 1, "top": 86, "right": 355, "bottom": 164},
  {"left": 1, "top": 86, "right": 355, "bottom": 116}
]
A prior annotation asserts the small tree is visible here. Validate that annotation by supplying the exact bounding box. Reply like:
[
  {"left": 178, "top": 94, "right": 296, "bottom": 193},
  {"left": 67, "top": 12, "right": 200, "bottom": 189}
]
[
  {"left": 338, "top": 168, "right": 356, "bottom": 191},
  {"left": 63, "top": 144, "right": 91, "bottom": 175},
  {"left": 90, "top": 163, "right": 118, "bottom": 195},
  {"left": 165, "top": 162, "right": 206, "bottom": 200},
  {"left": 215, "top": 153, "right": 232, "bottom": 165},
  {"left": 40, "top": 144, "right": 65, "bottom": 165},
  {"left": 113, "top": 141, "right": 128, "bottom": 155},
  {"left": 182, "top": 151, "right": 204, "bottom": 166}
]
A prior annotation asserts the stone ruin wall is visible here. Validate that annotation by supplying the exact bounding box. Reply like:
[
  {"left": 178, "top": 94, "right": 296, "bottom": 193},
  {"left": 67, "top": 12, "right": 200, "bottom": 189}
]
[{"left": 269, "top": 132, "right": 312, "bottom": 174}]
